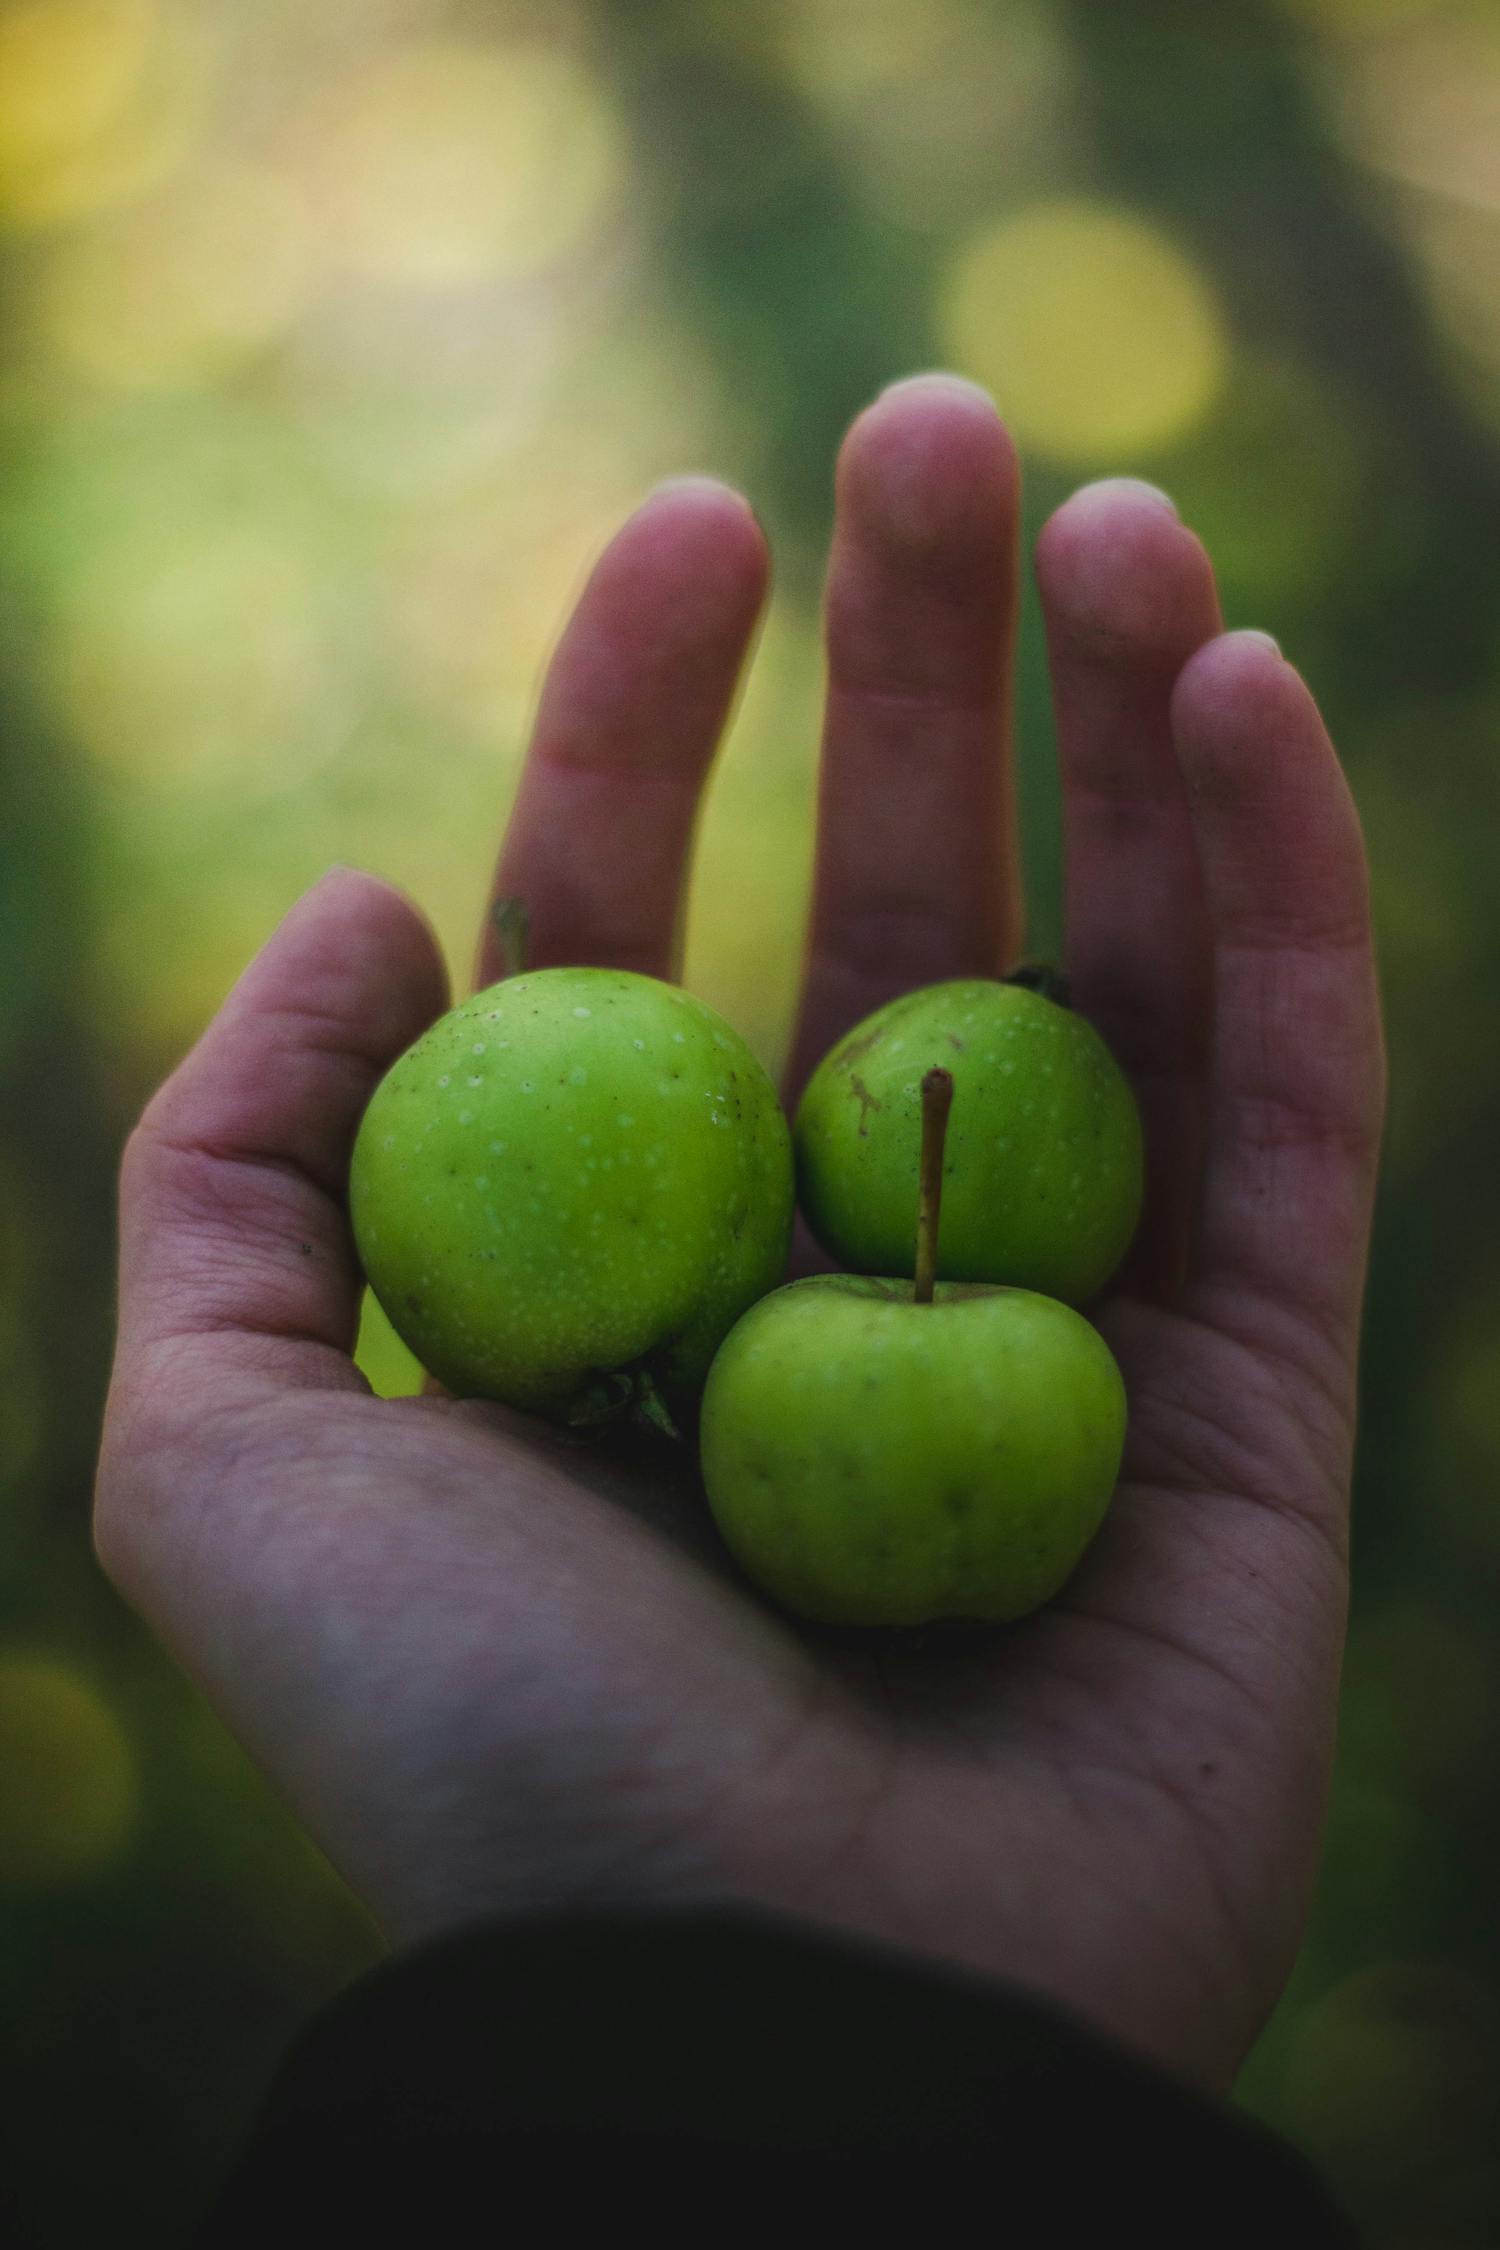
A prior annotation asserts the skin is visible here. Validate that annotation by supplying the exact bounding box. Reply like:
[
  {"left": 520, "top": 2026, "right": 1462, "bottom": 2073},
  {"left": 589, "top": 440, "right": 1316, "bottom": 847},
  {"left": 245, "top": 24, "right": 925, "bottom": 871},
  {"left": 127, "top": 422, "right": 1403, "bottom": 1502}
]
[
  {"left": 95, "top": 377, "right": 1386, "bottom": 2095},
  {"left": 349, "top": 967, "right": 792, "bottom": 1420},
  {"left": 795, "top": 977, "right": 1144, "bottom": 1301},
  {"left": 700, "top": 1277, "right": 1127, "bottom": 1627}
]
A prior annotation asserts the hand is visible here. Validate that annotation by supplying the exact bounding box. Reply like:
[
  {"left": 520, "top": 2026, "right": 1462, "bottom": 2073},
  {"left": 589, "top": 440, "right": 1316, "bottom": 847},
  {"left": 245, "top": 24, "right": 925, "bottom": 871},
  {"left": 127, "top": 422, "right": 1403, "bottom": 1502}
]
[{"left": 96, "top": 376, "right": 1385, "bottom": 2094}]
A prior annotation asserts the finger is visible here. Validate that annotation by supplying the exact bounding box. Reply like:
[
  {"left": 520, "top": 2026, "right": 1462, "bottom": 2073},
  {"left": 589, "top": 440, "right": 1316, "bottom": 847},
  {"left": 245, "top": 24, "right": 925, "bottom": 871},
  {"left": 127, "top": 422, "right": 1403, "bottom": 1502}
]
[
  {"left": 110, "top": 868, "right": 448, "bottom": 1413},
  {"left": 481, "top": 478, "right": 770, "bottom": 987},
  {"left": 786, "top": 374, "right": 1021, "bottom": 1100},
  {"left": 1171, "top": 634, "right": 1385, "bottom": 1360},
  {"left": 1035, "top": 480, "right": 1224, "bottom": 1295}
]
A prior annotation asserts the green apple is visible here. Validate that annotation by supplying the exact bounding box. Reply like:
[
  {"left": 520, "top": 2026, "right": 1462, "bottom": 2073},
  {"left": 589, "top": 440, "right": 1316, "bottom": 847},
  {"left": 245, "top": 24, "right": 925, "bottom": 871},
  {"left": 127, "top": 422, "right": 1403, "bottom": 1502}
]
[
  {"left": 795, "top": 976, "right": 1142, "bottom": 1304},
  {"left": 350, "top": 967, "right": 793, "bottom": 1426},
  {"left": 702, "top": 1065, "right": 1126, "bottom": 1626},
  {"left": 700, "top": 1274, "right": 1124, "bottom": 1626}
]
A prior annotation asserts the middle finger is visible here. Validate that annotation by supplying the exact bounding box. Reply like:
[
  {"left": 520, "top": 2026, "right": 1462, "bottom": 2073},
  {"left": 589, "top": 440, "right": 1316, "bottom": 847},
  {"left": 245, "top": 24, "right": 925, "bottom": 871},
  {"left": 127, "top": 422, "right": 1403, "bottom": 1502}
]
[{"left": 785, "top": 374, "right": 1023, "bottom": 1103}]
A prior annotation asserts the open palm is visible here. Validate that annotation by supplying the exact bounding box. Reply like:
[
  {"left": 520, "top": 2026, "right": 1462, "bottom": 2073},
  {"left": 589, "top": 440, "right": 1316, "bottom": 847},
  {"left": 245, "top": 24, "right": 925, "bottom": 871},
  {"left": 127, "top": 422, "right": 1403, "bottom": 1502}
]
[{"left": 96, "top": 378, "right": 1384, "bottom": 2094}]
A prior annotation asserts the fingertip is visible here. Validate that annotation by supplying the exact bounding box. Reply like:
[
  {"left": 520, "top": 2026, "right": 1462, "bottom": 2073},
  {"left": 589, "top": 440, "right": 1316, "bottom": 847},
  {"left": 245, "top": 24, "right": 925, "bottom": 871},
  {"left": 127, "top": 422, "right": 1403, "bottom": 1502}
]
[
  {"left": 837, "top": 371, "right": 1019, "bottom": 562},
  {"left": 874, "top": 369, "right": 1005, "bottom": 418},
  {"left": 646, "top": 471, "right": 759, "bottom": 522},
  {"left": 272, "top": 866, "right": 450, "bottom": 1057},
  {"left": 1048, "top": 475, "right": 1181, "bottom": 525},
  {"left": 628, "top": 474, "right": 771, "bottom": 611},
  {"left": 1036, "top": 479, "right": 1216, "bottom": 654},
  {"left": 1171, "top": 629, "right": 1310, "bottom": 782}
]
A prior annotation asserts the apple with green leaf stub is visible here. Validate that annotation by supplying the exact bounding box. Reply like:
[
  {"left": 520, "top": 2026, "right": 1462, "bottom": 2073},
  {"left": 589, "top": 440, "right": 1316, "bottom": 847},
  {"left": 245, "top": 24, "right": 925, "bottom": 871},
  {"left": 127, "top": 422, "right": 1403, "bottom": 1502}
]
[
  {"left": 350, "top": 962, "right": 793, "bottom": 1430},
  {"left": 794, "top": 973, "right": 1143, "bottom": 1304},
  {"left": 701, "top": 1068, "right": 1126, "bottom": 1627}
]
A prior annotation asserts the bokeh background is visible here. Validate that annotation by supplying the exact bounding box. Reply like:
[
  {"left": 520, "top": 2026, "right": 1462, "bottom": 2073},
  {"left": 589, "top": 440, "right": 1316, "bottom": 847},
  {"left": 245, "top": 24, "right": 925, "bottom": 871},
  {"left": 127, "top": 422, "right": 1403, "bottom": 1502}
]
[{"left": 3, "top": 0, "right": 1499, "bottom": 2240}]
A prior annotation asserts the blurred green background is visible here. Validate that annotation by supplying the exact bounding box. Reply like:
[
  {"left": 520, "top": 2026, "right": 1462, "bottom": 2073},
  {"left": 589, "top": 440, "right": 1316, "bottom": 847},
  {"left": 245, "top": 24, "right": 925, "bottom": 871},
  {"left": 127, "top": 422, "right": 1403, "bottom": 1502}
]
[{"left": 3, "top": 0, "right": 1499, "bottom": 2240}]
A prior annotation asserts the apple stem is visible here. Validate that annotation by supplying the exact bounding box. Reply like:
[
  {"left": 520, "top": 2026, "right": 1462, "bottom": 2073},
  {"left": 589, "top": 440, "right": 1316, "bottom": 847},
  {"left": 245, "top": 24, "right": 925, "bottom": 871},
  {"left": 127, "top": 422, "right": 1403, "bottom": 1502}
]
[
  {"left": 914, "top": 1067, "right": 954, "bottom": 1305},
  {"left": 491, "top": 896, "right": 531, "bottom": 980}
]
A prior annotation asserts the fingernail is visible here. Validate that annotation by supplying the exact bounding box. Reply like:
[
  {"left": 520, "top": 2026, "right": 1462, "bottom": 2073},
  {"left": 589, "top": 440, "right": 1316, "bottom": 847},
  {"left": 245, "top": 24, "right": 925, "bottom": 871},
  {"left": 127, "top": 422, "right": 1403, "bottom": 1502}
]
[
  {"left": 1234, "top": 629, "right": 1282, "bottom": 657},
  {"left": 1072, "top": 476, "right": 1179, "bottom": 518},
  {"left": 649, "top": 474, "right": 756, "bottom": 515},
  {"left": 876, "top": 370, "right": 998, "bottom": 411}
]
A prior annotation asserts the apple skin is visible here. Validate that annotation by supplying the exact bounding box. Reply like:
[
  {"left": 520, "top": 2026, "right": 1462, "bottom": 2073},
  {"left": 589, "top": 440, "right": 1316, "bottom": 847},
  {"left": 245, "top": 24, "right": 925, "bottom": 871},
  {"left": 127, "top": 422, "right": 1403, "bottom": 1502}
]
[
  {"left": 795, "top": 979, "right": 1143, "bottom": 1304},
  {"left": 699, "top": 1276, "right": 1125, "bottom": 1628},
  {"left": 350, "top": 968, "right": 793, "bottom": 1422}
]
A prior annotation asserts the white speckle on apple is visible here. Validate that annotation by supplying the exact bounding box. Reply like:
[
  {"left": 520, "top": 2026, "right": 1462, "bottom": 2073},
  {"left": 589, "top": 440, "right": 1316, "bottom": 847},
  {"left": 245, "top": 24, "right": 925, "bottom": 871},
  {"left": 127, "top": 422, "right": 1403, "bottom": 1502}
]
[{"left": 573, "top": 1006, "right": 592, "bottom": 1018}]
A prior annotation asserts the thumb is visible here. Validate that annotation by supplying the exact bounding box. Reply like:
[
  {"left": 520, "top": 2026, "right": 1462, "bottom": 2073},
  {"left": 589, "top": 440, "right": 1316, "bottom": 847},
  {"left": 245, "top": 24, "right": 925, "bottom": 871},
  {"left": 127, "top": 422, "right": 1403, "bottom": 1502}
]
[{"left": 109, "top": 867, "right": 448, "bottom": 1419}]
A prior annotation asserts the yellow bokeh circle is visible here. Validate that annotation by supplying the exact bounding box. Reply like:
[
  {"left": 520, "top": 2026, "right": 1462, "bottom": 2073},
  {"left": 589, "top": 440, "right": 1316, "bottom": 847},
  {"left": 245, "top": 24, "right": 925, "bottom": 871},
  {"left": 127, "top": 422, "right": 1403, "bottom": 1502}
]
[
  {"left": 301, "top": 40, "right": 624, "bottom": 287},
  {"left": 35, "top": 157, "right": 316, "bottom": 388},
  {"left": 0, "top": 0, "right": 204, "bottom": 230},
  {"left": 940, "top": 200, "right": 1229, "bottom": 465},
  {"left": 0, "top": 1651, "right": 137, "bottom": 1886},
  {"left": 0, "top": 0, "right": 156, "bottom": 182}
]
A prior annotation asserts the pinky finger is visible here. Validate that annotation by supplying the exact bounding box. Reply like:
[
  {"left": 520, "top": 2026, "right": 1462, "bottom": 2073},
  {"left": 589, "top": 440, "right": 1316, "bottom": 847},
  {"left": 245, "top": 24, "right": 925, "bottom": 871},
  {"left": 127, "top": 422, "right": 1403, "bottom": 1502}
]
[{"left": 1173, "top": 633, "right": 1386, "bottom": 1371}]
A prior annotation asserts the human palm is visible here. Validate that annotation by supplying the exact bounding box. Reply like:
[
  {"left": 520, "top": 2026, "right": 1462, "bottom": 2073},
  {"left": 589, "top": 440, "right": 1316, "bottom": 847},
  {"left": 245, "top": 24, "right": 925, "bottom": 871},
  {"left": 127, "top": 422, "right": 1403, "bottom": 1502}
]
[{"left": 97, "top": 378, "right": 1384, "bottom": 2095}]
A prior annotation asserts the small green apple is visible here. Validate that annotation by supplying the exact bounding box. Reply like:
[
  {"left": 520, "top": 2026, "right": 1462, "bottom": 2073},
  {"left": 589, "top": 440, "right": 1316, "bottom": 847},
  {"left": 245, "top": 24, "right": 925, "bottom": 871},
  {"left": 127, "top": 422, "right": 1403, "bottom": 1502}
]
[
  {"left": 700, "top": 1067, "right": 1126, "bottom": 1627},
  {"left": 795, "top": 975, "right": 1142, "bottom": 1304},
  {"left": 700, "top": 1275, "right": 1125, "bottom": 1626},
  {"left": 350, "top": 967, "right": 793, "bottom": 1426}
]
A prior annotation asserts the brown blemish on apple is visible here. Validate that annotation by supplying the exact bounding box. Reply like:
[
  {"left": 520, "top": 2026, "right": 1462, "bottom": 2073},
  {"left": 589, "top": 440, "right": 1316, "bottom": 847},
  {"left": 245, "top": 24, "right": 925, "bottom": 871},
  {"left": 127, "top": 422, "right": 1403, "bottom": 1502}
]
[
  {"left": 835, "top": 1024, "right": 885, "bottom": 1069},
  {"left": 849, "top": 1074, "right": 882, "bottom": 1136},
  {"left": 947, "top": 1034, "right": 966, "bottom": 1053}
]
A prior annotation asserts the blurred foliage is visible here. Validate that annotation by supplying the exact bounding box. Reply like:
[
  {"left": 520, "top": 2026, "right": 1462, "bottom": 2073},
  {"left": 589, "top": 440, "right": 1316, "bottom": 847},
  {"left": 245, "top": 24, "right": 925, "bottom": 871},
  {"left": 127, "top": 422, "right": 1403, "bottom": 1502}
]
[{"left": 2, "top": 0, "right": 1500, "bottom": 2241}]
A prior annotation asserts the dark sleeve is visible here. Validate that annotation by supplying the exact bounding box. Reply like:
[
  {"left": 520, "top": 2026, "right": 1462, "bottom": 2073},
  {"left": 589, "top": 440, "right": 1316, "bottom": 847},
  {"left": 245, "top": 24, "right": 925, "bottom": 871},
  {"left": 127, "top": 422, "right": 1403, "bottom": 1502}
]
[{"left": 193, "top": 1905, "right": 1356, "bottom": 2245}]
